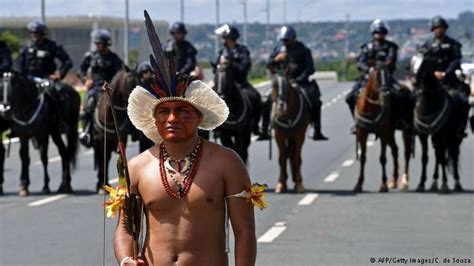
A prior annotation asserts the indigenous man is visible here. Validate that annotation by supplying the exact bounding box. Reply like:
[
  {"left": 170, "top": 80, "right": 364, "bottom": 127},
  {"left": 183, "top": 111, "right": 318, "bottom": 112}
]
[{"left": 113, "top": 13, "right": 261, "bottom": 265}]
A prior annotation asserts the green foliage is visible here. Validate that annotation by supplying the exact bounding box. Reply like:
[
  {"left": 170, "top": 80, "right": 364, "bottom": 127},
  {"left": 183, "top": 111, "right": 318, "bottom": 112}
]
[
  {"left": 317, "top": 60, "right": 360, "bottom": 81},
  {"left": 1, "top": 31, "right": 21, "bottom": 60},
  {"left": 249, "top": 63, "right": 268, "bottom": 81},
  {"left": 128, "top": 49, "right": 139, "bottom": 69}
]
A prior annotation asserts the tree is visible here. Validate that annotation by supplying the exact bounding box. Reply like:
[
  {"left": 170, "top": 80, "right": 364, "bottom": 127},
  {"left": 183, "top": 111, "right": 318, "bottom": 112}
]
[{"left": 1, "top": 31, "right": 21, "bottom": 60}]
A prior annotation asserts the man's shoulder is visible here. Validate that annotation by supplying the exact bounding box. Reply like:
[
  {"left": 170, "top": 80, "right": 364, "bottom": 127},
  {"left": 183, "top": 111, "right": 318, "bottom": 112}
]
[
  {"left": 385, "top": 40, "right": 398, "bottom": 49},
  {"left": 128, "top": 146, "right": 158, "bottom": 181},
  {"left": 204, "top": 141, "right": 240, "bottom": 162},
  {"left": 444, "top": 35, "right": 462, "bottom": 47}
]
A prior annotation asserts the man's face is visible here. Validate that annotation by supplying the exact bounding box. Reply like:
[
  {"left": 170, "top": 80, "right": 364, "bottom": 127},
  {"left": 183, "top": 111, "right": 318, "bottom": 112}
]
[
  {"left": 95, "top": 43, "right": 108, "bottom": 53},
  {"left": 223, "top": 37, "right": 236, "bottom": 47},
  {"left": 282, "top": 38, "right": 295, "bottom": 47},
  {"left": 141, "top": 70, "right": 153, "bottom": 82},
  {"left": 173, "top": 32, "right": 185, "bottom": 42},
  {"left": 433, "top": 27, "right": 446, "bottom": 39},
  {"left": 155, "top": 101, "right": 202, "bottom": 142},
  {"left": 30, "top": 31, "right": 43, "bottom": 43},
  {"left": 373, "top": 32, "right": 386, "bottom": 42}
]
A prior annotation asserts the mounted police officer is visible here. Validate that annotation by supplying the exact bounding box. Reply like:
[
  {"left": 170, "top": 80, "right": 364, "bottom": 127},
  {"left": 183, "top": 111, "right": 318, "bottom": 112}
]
[
  {"left": 420, "top": 16, "right": 470, "bottom": 137},
  {"left": 133, "top": 61, "right": 155, "bottom": 152},
  {"left": 79, "top": 29, "right": 125, "bottom": 147},
  {"left": 16, "top": 20, "right": 73, "bottom": 131},
  {"left": 164, "top": 22, "right": 197, "bottom": 75},
  {"left": 264, "top": 26, "right": 328, "bottom": 141},
  {"left": 214, "top": 24, "right": 262, "bottom": 135},
  {"left": 345, "top": 19, "right": 398, "bottom": 123}
]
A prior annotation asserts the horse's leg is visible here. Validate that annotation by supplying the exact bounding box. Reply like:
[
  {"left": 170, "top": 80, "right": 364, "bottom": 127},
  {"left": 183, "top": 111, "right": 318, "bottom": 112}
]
[
  {"left": 354, "top": 128, "right": 368, "bottom": 193},
  {"left": 104, "top": 140, "right": 114, "bottom": 187},
  {"left": 0, "top": 141, "right": 5, "bottom": 195},
  {"left": 95, "top": 141, "right": 105, "bottom": 193},
  {"left": 379, "top": 134, "right": 389, "bottom": 193},
  {"left": 38, "top": 135, "right": 51, "bottom": 194},
  {"left": 434, "top": 137, "right": 450, "bottom": 193},
  {"left": 274, "top": 130, "right": 288, "bottom": 193},
  {"left": 291, "top": 131, "right": 306, "bottom": 193},
  {"left": 430, "top": 153, "right": 440, "bottom": 192},
  {"left": 19, "top": 137, "right": 30, "bottom": 196},
  {"left": 51, "top": 132, "right": 73, "bottom": 193},
  {"left": 450, "top": 139, "right": 463, "bottom": 192},
  {"left": 235, "top": 130, "right": 251, "bottom": 164},
  {"left": 416, "top": 134, "right": 428, "bottom": 192},
  {"left": 399, "top": 131, "right": 412, "bottom": 191},
  {"left": 220, "top": 130, "right": 235, "bottom": 151},
  {"left": 388, "top": 130, "right": 399, "bottom": 190}
]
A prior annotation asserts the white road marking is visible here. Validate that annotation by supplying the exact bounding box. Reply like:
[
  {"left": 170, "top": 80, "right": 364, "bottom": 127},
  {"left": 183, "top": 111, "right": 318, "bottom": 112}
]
[
  {"left": 324, "top": 172, "right": 340, "bottom": 183},
  {"left": 2, "top": 137, "right": 19, "bottom": 144},
  {"left": 82, "top": 150, "right": 94, "bottom": 155},
  {"left": 331, "top": 98, "right": 338, "bottom": 103},
  {"left": 257, "top": 222, "right": 287, "bottom": 243},
  {"left": 342, "top": 159, "right": 355, "bottom": 167},
  {"left": 33, "top": 156, "right": 61, "bottom": 165},
  {"left": 28, "top": 194, "right": 68, "bottom": 207},
  {"left": 367, "top": 141, "right": 375, "bottom": 147},
  {"left": 298, "top": 193, "right": 319, "bottom": 205},
  {"left": 109, "top": 178, "right": 119, "bottom": 184}
]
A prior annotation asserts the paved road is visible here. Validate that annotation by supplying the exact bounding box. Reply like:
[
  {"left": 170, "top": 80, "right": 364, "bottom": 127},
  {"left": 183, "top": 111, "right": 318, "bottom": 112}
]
[{"left": 0, "top": 81, "right": 473, "bottom": 266}]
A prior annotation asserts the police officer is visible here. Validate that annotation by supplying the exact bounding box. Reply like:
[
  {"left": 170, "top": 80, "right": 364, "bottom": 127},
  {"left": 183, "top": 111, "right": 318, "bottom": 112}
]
[
  {"left": 79, "top": 29, "right": 124, "bottom": 147},
  {"left": 0, "top": 40, "right": 12, "bottom": 74},
  {"left": 345, "top": 19, "right": 398, "bottom": 120},
  {"left": 420, "top": 16, "right": 470, "bottom": 137},
  {"left": 214, "top": 24, "right": 262, "bottom": 135},
  {"left": 16, "top": 20, "right": 73, "bottom": 132},
  {"left": 134, "top": 61, "right": 155, "bottom": 152},
  {"left": 164, "top": 22, "right": 197, "bottom": 75},
  {"left": 266, "top": 26, "right": 328, "bottom": 140}
]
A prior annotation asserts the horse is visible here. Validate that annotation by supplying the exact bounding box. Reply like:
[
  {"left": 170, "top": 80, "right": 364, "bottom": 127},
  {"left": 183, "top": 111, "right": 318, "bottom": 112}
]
[
  {"left": 0, "top": 116, "right": 9, "bottom": 195},
  {"left": 269, "top": 68, "right": 311, "bottom": 193},
  {"left": 213, "top": 63, "right": 260, "bottom": 164},
  {"left": 410, "top": 53, "right": 465, "bottom": 193},
  {"left": 354, "top": 64, "right": 414, "bottom": 193},
  {"left": 91, "top": 70, "right": 136, "bottom": 193},
  {"left": 3, "top": 72, "right": 79, "bottom": 196}
]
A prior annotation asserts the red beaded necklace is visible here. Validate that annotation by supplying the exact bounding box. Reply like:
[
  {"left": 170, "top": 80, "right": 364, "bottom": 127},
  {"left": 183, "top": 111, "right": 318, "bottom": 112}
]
[{"left": 159, "top": 138, "right": 203, "bottom": 199}]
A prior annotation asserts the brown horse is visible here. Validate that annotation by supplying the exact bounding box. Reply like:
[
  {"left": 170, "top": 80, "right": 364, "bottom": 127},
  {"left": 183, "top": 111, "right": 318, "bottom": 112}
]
[
  {"left": 270, "top": 70, "right": 311, "bottom": 193},
  {"left": 92, "top": 70, "right": 136, "bottom": 193},
  {"left": 354, "top": 65, "right": 414, "bottom": 193}
]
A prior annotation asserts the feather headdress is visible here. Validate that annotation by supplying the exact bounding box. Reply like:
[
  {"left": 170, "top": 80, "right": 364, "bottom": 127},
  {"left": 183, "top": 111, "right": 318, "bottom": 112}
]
[{"left": 127, "top": 11, "right": 229, "bottom": 144}]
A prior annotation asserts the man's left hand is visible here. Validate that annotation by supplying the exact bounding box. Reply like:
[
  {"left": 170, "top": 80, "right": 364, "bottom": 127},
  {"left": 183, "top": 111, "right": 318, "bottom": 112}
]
[
  {"left": 434, "top": 71, "right": 445, "bottom": 80},
  {"left": 274, "top": 53, "right": 287, "bottom": 62}
]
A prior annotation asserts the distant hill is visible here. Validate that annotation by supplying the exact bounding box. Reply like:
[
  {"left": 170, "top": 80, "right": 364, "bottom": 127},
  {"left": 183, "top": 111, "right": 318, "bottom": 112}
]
[{"left": 186, "top": 11, "right": 474, "bottom": 63}]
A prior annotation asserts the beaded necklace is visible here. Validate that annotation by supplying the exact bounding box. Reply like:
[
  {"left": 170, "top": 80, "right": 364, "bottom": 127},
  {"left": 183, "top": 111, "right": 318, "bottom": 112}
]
[{"left": 159, "top": 138, "right": 203, "bottom": 199}]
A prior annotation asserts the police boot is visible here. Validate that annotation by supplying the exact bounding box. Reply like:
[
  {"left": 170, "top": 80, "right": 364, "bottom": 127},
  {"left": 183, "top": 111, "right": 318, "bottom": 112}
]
[
  {"left": 311, "top": 101, "right": 328, "bottom": 141},
  {"left": 257, "top": 99, "right": 271, "bottom": 141},
  {"left": 79, "top": 95, "right": 96, "bottom": 148}
]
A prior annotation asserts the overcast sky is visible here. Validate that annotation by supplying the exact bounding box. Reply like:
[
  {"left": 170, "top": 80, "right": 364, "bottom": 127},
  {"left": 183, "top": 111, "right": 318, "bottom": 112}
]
[{"left": 0, "top": 0, "right": 473, "bottom": 24}]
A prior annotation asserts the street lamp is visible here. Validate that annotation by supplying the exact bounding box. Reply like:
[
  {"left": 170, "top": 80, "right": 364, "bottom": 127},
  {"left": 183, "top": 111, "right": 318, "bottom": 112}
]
[{"left": 239, "top": 0, "right": 248, "bottom": 46}]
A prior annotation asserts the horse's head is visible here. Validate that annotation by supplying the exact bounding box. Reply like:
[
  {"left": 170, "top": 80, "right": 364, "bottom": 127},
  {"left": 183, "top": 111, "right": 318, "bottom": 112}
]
[
  {"left": 2, "top": 72, "right": 38, "bottom": 106},
  {"left": 213, "top": 62, "right": 236, "bottom": 100},
  {"left": 410, "top": 52, "right": 439, "bottom": 93},
  {"left": 271, "top": 72, "right": 290, "bottom": 116},
  {"left": 110, "top": 69, "right": 137, "bottom": 106}
]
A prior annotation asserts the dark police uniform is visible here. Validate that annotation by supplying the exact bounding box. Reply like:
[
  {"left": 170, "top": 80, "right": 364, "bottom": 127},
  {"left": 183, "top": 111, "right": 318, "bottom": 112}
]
[
  {"left": 79, "top": 49, "right": 124, "bottom": 146},
  {"left": 0, "top": 41, "right": 12, "bottom": 74},
  {"left": 345, "top": 39, "right": 398, "bottom": 115},
  {"left": 17, "top": 39, "right": 72, "bottom": 79},
  {"left": 164, "top": 40, "right": 197, "bottom": 75},
  {"left": 421, "top": 35, "right": 470, "bottom": 135},
  {"left": 267, "top": 41, "right": 324, "bottom": 135},
  {"left": 214, "top": 43, "right": 261, "bottom": 133}
]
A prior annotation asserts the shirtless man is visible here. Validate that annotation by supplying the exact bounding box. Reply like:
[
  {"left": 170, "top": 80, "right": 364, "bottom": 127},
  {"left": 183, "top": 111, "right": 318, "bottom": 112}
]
[{"left": 114, "top": 73, "right": 257, "bottom": 265}]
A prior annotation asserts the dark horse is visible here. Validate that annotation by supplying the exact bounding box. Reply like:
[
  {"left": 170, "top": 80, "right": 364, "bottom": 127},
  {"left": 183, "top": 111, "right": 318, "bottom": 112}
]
[
  {"left": 269, "top": 68, "right": 311, "bottom": 193},
  {"left": 0, "top": 116, "right": 9, "bottom": 195},
  {"left": 2, "top": 72, "right": 79, "bottom": 196},
  {"left": 91, "top": 70, "right": 136, "bottom": 193},
  {"left": 213, "top": 63, "right": 260, "bottom": 164},
  {"left": 410, "top": 53, "right": 465, "bottom": 193},
  {"left": 354, "top": 65, "right": 414, "bottom": 193}
]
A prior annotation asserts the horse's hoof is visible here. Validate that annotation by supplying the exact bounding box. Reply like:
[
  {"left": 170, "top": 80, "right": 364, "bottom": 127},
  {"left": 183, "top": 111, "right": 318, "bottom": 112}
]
[
  {"left": 400, "top": 174, "right": 409, "bottom": 192},
  {"left": 454, "top": 182, "right": 464, "bottom": 192},
  {"left": 274, "top": 183, "right": 287, "bottom": 194},
  {"left": 19, "top": 187, "right": 29, "bottom": 197},
  {"left": 0, "top": 185, "right": 3, "bottom": 196},
  {"left": 97, "top": 187, "right": 106, "bottom": 195},
  {"left": 42, "top": 186, "right": 51, "bottom": 195},
  {"left": 388, "top": 179, "right": 398, "bottom": 189},
  {"left": 353, "top": 183, "right": 363, "bottom": 193},
  {"left": 429, "top": 182, "right": 438, "bottom": 192},
  {"left": 379, "top": 184, "right": 389, "bottom": 193},
  {"left": 57, "top": 183, "right": 73, "bottom": 194},
  {"left": 294, "top": 183, "right": 305, "bottom": 193},
  {"left": 415, "top": 184, "right": 425, "bottom": 192},
  {"left": 440, "top": 183, "right": 450, "bottom": 194}
]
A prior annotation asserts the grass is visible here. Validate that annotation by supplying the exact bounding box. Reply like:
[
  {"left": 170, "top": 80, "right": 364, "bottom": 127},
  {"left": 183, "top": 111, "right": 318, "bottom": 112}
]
[{"left": 250, "top": 77, "right": 269, "bottom": 85}]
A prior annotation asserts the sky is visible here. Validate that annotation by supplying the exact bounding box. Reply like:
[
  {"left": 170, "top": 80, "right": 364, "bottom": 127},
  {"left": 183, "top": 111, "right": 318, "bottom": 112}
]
[{"left": 0, "top": 0, "right": 473, "bottom": 24}]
